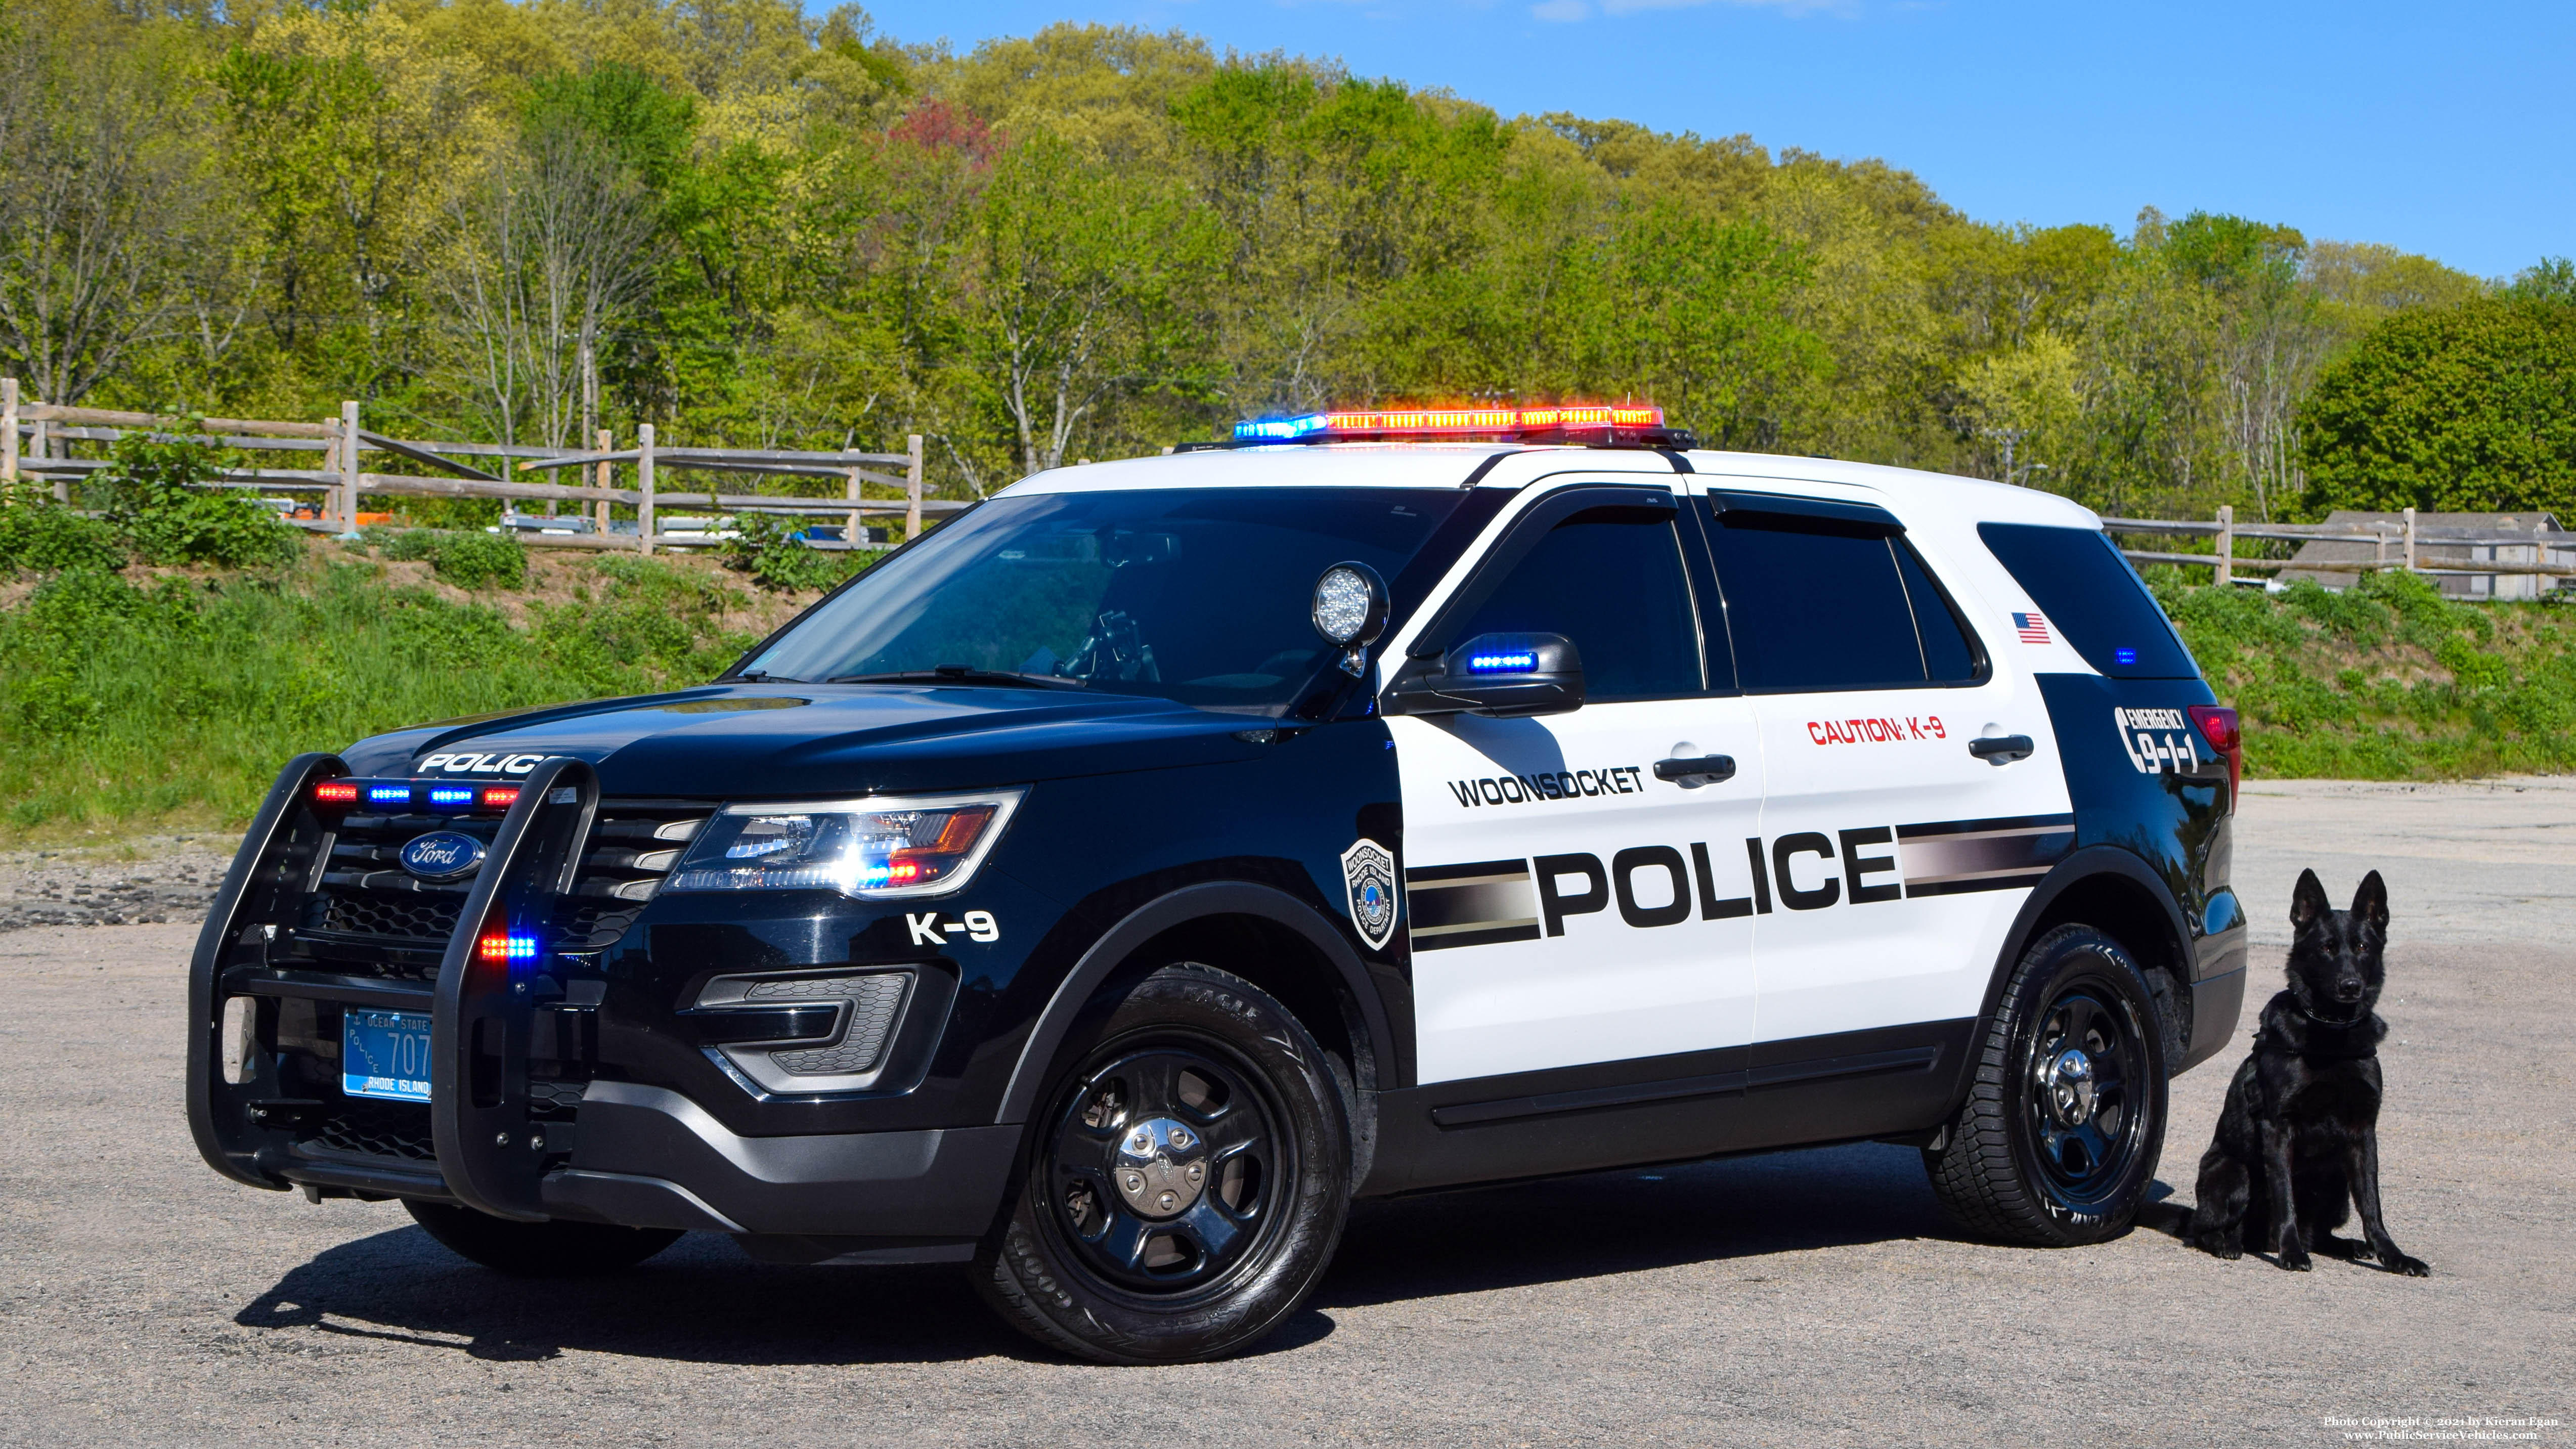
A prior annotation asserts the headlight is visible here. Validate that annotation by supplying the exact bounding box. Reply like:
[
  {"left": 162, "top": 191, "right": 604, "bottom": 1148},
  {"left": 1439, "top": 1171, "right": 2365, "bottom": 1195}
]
[{"left": 663, "top": 789, "right": 1023, "bottom": 899}]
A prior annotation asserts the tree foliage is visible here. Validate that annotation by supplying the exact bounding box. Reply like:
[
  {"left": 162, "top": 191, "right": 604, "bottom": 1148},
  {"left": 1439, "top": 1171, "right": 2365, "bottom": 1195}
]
[
  {"left": 0, "top": 0, "right": 2518, "bottom": 523},
  {"left": 2298, "top": 295, "right": 2576, "bottom": 517}
]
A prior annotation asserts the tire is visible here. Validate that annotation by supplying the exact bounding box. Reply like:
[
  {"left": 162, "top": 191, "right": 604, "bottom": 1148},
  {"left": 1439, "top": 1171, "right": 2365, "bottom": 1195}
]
[
  {"left": 405, "top": 1199, "right": 683, "bottom": 1276},
  {"left": 1923, "top": 924, "right": 2170, "bottom": 1246},
  {"left": 975, "top": 962, "right": 1350, "bottom": 1365}
]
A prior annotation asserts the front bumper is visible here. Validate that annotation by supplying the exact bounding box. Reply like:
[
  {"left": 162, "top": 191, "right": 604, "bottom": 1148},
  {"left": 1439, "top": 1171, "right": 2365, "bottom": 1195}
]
[{"left": 187, "top": 754, "right": 1019, "bottom": 1244}]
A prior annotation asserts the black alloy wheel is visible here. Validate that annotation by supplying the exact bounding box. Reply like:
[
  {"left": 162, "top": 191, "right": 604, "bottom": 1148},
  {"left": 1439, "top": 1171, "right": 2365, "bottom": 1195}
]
[
  {"left": 1923, "top": 924, "right": 2170, "bottom": 1247},
  {"left": 1045, "top": 1044, "right": 1287, "bottom": 1294},
  {"left": 976, "top": 963, "right": 1350, "bottom": 1365},
  {"left": 2023, "top": 983, "right": 2147, "bottom": 1197}
]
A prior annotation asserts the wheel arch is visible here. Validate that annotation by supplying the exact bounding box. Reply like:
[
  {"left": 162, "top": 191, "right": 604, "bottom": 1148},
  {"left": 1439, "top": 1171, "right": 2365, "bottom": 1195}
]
[
  {"left": 994, "top": 882, "right": 1392, "bottom": 1149},
  {"left": 1950, "top": 847, "right": 2196, "bottom": 1114}
]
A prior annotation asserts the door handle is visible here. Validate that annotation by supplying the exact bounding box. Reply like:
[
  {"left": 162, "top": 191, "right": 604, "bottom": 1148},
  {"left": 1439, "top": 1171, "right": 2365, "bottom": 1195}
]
[
  {"left": 1653, "top": 754, "right": 1737, "bottom": 784},
  {"left": 1968, "top": 734, "right": 2034, "bottom": 766}
]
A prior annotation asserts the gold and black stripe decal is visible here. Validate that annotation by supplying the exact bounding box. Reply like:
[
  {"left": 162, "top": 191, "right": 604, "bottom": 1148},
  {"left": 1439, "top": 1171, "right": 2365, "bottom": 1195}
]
[
  {"left": 1897, "top": 814, "right": 2076, "bottom": 898},
  {"left": 1405, "top": 859, "right": 1541, "bottom": 952}
]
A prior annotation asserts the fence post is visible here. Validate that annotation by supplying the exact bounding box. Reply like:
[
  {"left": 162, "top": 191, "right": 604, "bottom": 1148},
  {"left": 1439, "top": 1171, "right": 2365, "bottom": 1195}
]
[
  {"left": 637, "top": 422, "right": 656, "bottom": 556},
  {"left": 340, "top": 400, "right": 361, "bottom": 534},
  {"left": 904, "top": 433, "right": 924, "bottom": 542},
  {"left": 595, "top": 428, "right": 612, "bottom": 538},
  {"left": 2214, "top": 504, "right": 2233, "bottom": 586},
  {"left": 2403, "top": 506, "right": 2417, "bottom": 572},
  {"left": 2, "top": 377, "right": 17, "bottom": 490},
  {"left": 845, "top": 459, "right": 862, "bottom": 547},
  {"left": 32, "top": 411, "right": 60, "bottom": 503}
]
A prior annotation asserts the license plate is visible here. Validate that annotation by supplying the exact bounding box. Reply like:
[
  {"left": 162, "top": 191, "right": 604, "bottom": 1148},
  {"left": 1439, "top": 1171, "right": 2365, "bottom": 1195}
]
[{"left": 342, "top": 1008, "right": 432, "bottom": 1103}]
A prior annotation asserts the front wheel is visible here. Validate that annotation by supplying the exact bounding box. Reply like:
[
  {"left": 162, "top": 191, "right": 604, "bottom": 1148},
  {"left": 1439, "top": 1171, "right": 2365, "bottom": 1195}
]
[
  {"left": 975, "top": 963, "right": 1350, "bottom": 1364},
  {"left": 1923, "top": 924, "right": 2169, "bottom": 1246},
  {"left": 405, "top": 1199, "right": 682, "bottom": 1276}
]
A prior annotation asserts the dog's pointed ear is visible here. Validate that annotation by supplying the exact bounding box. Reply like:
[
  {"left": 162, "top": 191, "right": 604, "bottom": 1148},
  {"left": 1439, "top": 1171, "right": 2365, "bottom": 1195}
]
[
  {"left": 2291, "top": 868, "right": 2330, "bottom": 931},
  {"left": 2352, "top": 870, "right": 2388, "bottom": 932}
]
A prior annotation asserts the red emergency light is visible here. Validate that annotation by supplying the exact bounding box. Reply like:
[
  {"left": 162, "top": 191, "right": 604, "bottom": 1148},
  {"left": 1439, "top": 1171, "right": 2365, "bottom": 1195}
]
[{"left": 1233, "top": 403, "right": 1682, "bottom": 446}]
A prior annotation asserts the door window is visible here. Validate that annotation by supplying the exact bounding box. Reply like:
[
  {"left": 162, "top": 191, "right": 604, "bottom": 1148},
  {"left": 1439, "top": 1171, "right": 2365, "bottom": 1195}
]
[
  {"left": 1447, "top": 510, "right": 1704, "bottom": 699},
  {"left": 1707, "top": 510, "right": 1984, "bottom": 693}
]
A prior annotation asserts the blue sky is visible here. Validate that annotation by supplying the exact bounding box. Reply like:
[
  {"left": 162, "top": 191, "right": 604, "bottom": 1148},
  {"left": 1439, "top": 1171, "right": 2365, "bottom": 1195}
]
[{"left": 854, "top": 0, "right": 2571, "bottom": 280}]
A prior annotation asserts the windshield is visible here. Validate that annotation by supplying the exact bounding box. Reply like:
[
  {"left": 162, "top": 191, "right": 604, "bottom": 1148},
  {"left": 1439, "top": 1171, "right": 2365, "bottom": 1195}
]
[{"left": 742, "top": 487, "right": 1470, "bottom": 715}]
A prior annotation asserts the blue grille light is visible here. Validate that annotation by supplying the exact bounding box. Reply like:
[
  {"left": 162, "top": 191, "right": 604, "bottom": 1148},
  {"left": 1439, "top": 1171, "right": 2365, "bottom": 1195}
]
[
  {"left": 426, "top": 785, "right": 477, "bottom": 808},
  {"left": 2114, "top": 647, "right": 2140, "bottom": 666},
  {"left": 505, "top": 933, "right": 538, "bottom": 960},
  {"left": 367, "top": 784, "right": 413, "bottom": 805},
  {"left": 1467, "top": 652, "right": 1539, "bottom": 674}
]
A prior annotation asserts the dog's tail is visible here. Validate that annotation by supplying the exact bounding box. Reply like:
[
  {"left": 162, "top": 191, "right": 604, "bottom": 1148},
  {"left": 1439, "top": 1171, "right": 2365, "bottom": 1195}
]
[{"left": 2133, "top": 1200, "right": 2193, "bottom": 1239}]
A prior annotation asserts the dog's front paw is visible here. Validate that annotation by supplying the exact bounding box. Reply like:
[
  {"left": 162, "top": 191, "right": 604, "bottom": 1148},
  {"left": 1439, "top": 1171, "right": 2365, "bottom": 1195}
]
[
  {"left": 2383, "top": 1252, "right": 2430, "bottom": 1278},
  {"left": 2187, "top": 1233, "right": 2241, "bottom": 1260},
  {"left": 2277, "top": 1248, "right": 2313, "bottom": 1271}
]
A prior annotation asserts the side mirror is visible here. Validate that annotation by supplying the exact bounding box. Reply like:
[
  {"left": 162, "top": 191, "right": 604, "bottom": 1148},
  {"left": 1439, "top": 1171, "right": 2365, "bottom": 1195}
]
[
  {"left": 1311, "top": 561, "right": 1389, "bottom": 677},
  {"left": 1388, "top": 633, "right": 1585, "bottom": 718}
]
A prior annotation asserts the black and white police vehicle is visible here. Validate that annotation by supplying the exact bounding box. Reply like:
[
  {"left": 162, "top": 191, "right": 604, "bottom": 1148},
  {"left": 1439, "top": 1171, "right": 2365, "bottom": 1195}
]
[{"left": 188, "top": 403, "right": 2246, "bottom": 1363}]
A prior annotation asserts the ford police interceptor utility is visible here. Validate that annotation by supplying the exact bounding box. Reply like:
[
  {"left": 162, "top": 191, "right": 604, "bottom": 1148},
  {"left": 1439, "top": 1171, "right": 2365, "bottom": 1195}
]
[{"left": 187, "top": 403, "right": 2246, "bottom": 1364}]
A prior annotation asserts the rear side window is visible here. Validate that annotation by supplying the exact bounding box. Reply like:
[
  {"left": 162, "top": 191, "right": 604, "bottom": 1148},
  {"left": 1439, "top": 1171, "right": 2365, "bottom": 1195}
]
[
  {"left": 1705, "top": 510, "right": 1984, "bottom": 692},
  {"left": 1977, "top": 523, "right": 2199, "bottom": 680}
]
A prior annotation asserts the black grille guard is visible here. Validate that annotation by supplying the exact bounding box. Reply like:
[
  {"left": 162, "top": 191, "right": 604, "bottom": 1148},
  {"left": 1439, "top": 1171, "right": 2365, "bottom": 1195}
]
[
  {"left": 428, "top": 755, "right": 596, "bottom": 1220},
  {"left": 187, "top": 754, "right": 600, "bottom": 1216}
]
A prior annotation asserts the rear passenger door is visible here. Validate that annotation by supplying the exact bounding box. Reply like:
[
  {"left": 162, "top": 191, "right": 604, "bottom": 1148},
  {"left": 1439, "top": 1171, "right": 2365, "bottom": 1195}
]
[{"left": 1694, "top": 488, "right": 2070, "bottom": 1055}]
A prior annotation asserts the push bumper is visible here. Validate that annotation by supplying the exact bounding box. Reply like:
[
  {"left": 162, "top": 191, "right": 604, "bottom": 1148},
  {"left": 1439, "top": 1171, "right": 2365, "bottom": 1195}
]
[{"left": 189, "top": 755, "right": 1020, "bottom": 1244}]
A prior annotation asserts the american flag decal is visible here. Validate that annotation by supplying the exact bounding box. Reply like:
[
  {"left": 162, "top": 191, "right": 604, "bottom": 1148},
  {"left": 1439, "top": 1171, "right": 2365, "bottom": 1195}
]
[{"left": 2013, "top": 611, "right": 2050, "bottom": 644}]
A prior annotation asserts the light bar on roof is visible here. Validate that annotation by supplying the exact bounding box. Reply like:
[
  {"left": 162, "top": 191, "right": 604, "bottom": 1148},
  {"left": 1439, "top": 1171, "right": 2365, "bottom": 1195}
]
[{"left": 1235, "top": 403, "right": 1665, "bottom": 442}]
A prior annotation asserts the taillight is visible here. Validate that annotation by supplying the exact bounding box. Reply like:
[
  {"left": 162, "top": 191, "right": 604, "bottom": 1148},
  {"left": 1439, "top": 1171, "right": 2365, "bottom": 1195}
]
[{"left": 2188, "top": 705, "right": 2242, "bottom": 809}]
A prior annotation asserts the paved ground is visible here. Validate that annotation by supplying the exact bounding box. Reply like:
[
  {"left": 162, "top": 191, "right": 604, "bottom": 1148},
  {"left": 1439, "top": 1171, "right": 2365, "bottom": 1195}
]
[{"left": 2, "top": 786, "right": 2570, "bottom": 1446}]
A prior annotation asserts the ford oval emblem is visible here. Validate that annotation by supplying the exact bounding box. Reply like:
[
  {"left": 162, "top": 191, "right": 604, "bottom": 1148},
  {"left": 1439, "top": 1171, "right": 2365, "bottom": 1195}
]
[{"left": 399, "top": 831, "right": 487, "bottom": 882}]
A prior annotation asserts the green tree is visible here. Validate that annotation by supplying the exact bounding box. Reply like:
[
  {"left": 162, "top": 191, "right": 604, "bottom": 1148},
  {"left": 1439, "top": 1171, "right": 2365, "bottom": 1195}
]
[{"left": 2299, "top": 295, "right": 2576, "bottom": 516}]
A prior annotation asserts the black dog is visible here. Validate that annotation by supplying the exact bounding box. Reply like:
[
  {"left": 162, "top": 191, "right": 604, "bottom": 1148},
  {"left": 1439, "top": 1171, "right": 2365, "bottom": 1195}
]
[{"left": 2186, "top": 868, "right": 2429, "bottom": 1275}]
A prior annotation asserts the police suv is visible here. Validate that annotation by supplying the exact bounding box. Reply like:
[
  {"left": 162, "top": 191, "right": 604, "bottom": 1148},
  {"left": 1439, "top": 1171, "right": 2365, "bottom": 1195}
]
[{"left": 187, "top": 405, "right": 2246, "bottom": 1364}]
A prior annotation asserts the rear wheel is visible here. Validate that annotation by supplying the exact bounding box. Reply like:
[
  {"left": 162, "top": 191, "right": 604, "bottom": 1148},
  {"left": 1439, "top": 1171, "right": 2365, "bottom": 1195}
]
[
  {"left": 975, "top": 963, "right": 1349, "bottom": 1364},
  {"left": 1923, "top": 924, "right": 2168, "bottom": 1246},
  {"left": 405, "top": 1199, "right": 682, "bottom": 1276}
]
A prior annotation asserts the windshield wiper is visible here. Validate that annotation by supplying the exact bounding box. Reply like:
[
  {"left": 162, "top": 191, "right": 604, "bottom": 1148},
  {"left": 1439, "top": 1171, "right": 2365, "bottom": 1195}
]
[
  {"left": 827, "top": 666, "right": 1088, "bottom": 691},
  {"left": 731, "top": 669, "right": 805, "bottom": 683}
]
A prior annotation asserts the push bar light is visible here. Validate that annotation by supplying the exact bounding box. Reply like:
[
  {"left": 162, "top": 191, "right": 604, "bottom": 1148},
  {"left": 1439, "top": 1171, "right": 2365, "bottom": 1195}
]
[{"left": 1235, "top": 403, "right": 1666, "bottom": 443}]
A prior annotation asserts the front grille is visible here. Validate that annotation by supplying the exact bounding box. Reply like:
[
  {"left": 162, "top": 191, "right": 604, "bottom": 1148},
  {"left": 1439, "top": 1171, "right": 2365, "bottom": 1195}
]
[
  {"left": 292, "top": 798, "right": 709, "bottom": 964},
  {"left": 323, "top": 890, "right": 464, "bottom": 941},
  {"left": 306, "top": 1099, "right": 436, "bottom": 1162}
]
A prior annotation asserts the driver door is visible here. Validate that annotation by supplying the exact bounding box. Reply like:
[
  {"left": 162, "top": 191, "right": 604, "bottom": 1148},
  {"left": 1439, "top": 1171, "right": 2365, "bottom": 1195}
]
[{"left": 1387, "top": 481, "right": 1766, "bottom": 1086}]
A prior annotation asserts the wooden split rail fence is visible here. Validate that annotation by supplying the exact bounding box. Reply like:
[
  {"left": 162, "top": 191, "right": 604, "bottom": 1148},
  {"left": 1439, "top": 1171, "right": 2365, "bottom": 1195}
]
[
  {"left": 0, "top": 379, "right": 955, "bottom": 554},
  {"left": 2108, "top": 504, "right": 2576, "bottom": 587}
]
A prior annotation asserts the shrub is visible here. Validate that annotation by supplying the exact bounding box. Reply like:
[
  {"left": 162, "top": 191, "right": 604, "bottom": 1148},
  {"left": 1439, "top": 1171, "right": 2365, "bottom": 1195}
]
[
  {"left": 0, "top": 490, "right": 126, "bottom": 572},
  {"left": 371, "top": 528, "right": 527, "bottom": 589},
  {"left": 721, "top": 512, "right": 876, "bottom": 593},
  {"left": 99, "top": 433, "right": 299, "bottom": 568}
]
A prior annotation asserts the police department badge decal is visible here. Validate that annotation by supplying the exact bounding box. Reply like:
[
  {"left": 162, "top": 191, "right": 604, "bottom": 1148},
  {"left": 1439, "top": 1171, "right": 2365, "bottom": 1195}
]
[{"left": 1340, "top": 839, "right": 1398, "bottom": 952}]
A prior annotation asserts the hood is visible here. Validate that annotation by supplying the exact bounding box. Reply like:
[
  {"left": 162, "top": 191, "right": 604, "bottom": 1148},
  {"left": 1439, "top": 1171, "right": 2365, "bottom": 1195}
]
[{"left": 338, "top": 683, "right": 1278, "bottom": 799}]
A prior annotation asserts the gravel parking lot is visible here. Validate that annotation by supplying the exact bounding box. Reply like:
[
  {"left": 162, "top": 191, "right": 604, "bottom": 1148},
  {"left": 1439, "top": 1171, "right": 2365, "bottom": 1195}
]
[{"left": 2, "top": 782, "right": 2570, "bottom": 1446}]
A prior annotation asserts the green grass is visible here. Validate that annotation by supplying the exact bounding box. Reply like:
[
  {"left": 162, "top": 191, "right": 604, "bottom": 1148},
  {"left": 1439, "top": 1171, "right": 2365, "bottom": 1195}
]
[
  {"left": 3, "top": 532, "right": 2567, "bottom": 839},
  {"left": 0, "top": 552, "right": 762, "bottom": 837},
  {"left": 2155, "top": 570, "right": 2576, "bottom": 778}
]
